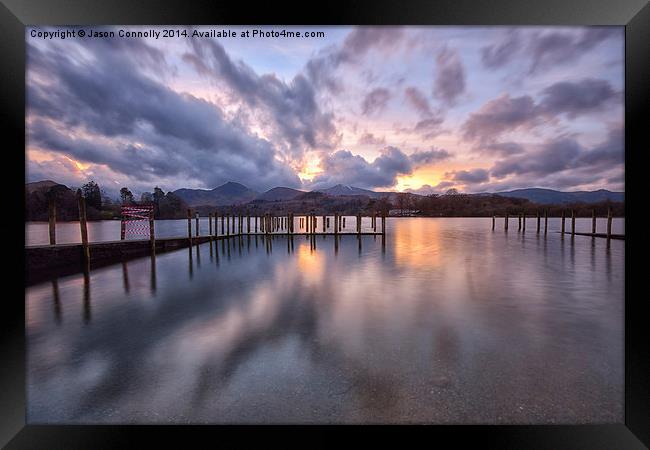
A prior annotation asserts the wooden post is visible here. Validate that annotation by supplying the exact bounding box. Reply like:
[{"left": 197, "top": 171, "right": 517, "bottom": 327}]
[
  {"left": 149, "top": 209, "right": 155, "bottom": 252},
  {"left": 221, "top": 214, "right": 225, "bottom": 236},
  {"left": 323, "top": 215, "right": 326, "bottom": 233},
  {"left": 209, "top": 213, "right": 213, "bottom": 237},
  {"left": 373, "top": 213, "right": 377, "bottom": 232},
  {"left": 255, "top": 216, "right": 258, "bottom": 233},
  {"left": 571, "top": 210, "right": 575, "bottom": 236},
  {"left": 536, "top": 210, "right": 540, "bottom": 233},
  {"left": 120, "top": 219, "right": 126, "bottom": 241},
  {"left": 505, "top": 213, "right": 508, "bottom": 231},
  {"left": 592, "top": 209, "right": 596, "bottom": 234},
  {"left": 343, "top": 217, "right": 346, "bottom": 228},
  {"left": 607, "top": 208, "right": 612, "bottom": 238},
  {"left": 334, "top": 213, "right": 338, "bottom": 236},
  {"left": 518, "top": 213, "right": 522, "bottom": 231},
  {"left": 357, "top": 213, "right": 361, "bottom": 235},
  {"left": 544, "top": 210, "right": 548, "bottom": 234},
  {"left": 491, "top": 215, "right": 495, "bottom": 230},
  {"left": 561, "top": 210, "right": 565, "bottom": 235},
  {"left": 187, "top": 209, "right": 192, "bottom": 242},
  {"left": 226, "top": 214, "right": 230, "bottom": 235},
  {"left": 77, "top": 190, "right": 90, "bottom": 264},
  {"left": 215, "top": 211, "right": 219, "bottom": 237},
  {"left": 195, "top": 213, "right": 200, "bottom": 237},
  {"left": 381, "top": 213, "right": 386, "bottom": 235},
  {"left": 48, "top": 198, "right": 56, "bottom": 245},
  {"left": 522, "top": 211, "right": 526, "bottom": 232}
]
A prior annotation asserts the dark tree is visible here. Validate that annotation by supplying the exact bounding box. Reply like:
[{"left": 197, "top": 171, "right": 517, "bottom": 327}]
[
  {"left": 81, "top": 180, "right": 102, "bottom": 209},
  {"left": 120, "top": 187, "right": 135, "bottom": 205}
]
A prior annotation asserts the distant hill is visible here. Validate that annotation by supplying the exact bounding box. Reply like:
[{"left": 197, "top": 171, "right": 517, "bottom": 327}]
[
  {"left": 256, "top": 186, "right": 304, "bottom": 202},
  {"left": 315, "top": 184, "right": 386, "bottom": 198},
  {"left": 174, "top": 182, "right": 258, "bottom": 207},
  {"left": 26, "top": 180, "right": 61, "bottom": 195},
  {"left": 493, "top": 188, "right": 624, "bottom": 204}
]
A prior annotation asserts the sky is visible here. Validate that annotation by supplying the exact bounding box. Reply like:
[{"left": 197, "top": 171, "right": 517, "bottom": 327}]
[{"left": 25, "top": 26, "right": 624, "bottom": 197}]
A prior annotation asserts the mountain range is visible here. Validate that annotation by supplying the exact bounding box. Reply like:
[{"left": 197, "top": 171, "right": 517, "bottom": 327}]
[{"left": 171, "top": 182, "right": 624, "bottom": 207}]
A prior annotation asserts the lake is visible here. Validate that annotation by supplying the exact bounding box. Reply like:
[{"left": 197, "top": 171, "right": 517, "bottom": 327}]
[{"left": 25, "top": 217, "right": 624, "bottom": 424}]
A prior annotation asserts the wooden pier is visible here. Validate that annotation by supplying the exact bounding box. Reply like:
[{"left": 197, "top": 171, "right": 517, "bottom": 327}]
[
  {"left": 28, "top": 199, "right": 387, "bottom": 285},
  {"left": 492, "top": 207, "right": 624, "bottom": 241}
]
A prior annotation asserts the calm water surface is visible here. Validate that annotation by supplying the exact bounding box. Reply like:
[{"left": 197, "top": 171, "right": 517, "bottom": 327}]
[{"left": 26, "top": 218, "right": 624, "bottom": 424}]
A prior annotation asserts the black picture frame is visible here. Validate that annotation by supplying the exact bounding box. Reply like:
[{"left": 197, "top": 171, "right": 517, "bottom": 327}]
[{"left": 2, "top": 0, "right": 647, "bottom": 447}]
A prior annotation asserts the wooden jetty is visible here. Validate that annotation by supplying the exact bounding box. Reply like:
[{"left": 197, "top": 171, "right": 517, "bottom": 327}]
[
  {"left": 28, "top": 198, "right": 387, "bottom": 284},
  {"left": 492, "top": 207, "right": 624, "bottom": 241}
]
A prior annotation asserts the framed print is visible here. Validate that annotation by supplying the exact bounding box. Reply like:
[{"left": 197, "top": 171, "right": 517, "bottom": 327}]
[{"left": 2, "top": 0, "right": 648, "bottom": 447}]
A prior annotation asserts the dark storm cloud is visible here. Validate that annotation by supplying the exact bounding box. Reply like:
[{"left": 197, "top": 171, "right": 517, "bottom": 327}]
[
  {"left": 537, "top": 78, "right": 620, "bottom": 118},
  {"left": 463, "top": 78, "right": 620, "bottom": 144},
  {"left": 433, "top": 46, "right": 466, "bottom": 106},
  {"left": 26, "top": 41, "right": 301, "bottom": 191},
  {"left": 184, "top": 38, "right": 338, "bottom": 155},
  {"left": 527, "top": 27, "right": 615, "bottom": 74},
  {"left": 404, "top": 86, "right": 433, "bottom": 118},
  {"left": 361, "top": 88, "right": 391, "bottom": 115},
  {"left": 411, "top": 116, "right": 446, "bottom": 139},
  {"left": 448, "top": 168, "right": 490, "bottom": 184},
  {"left": 305, "top": 27, "right": 405, "bottom": 92},
  {"left": 480, "top": 29, "right": 522, "bottom": 69}
]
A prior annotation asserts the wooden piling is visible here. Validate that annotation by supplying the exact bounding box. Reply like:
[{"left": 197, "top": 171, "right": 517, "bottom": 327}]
[
  {"left": 505, "top": 213, "right": 508, "bottom": 231},
  {"left": 209, "top": 213, "right": 213, "bottom": 237},
  {"left": 334, "top": 213, "right": 338, "bottom": 235},
  {"left": 561, "top": 210, "right": 565, "bottom": 235},
  {"left": 247, "top": 214, "right": 251, "bottom": 234},
  {"left": 48, "top": 198, "right": 56, "bottom": 245},
  {"left": 381, "top": 213, "right": 386, "bottom": 235},
  {"left": 571, "top": 210, "right": 575, "bottom": 236},
  {"left": 492, "top": 215, "right": 495, "bottom": 230},
  {"left": 77, "top": 190, "right": 90, "bottom": 264},
  {"left": 187, "top": 209, "right": 193, "bottom": 243},
  {"left": 323, "top": 215, "right": 326, "bottom": 233},
  {"left": 149, "top": 209, "right": 155, "bottom": 252},
  {"left": 518, "top": 213, "right": 521, "bottom": 231},
  {"left": 607, "top": 208, "right": 612, "bottom": 238},
  {"left": 536, "top": 211, "right": 540, "bottom": 233},
  {"left": 373, "top": 213, "right": 377, "bottom": 232},
  {"left": 120, "top": 219, "right": 126, "bottom": 241},
  {"left": 343, "top": 217, "right": 346, "bottom": 228},
  {"left": 221, "top": 214, "right": 225, "bottom": 235},
  {"left": 544, "top": 210, "right": 548, "bottom": 234},
  {"left": 592, "top": 209, "right": 596, "bottom": 234},
  {"left": 226, "top": 214, "right": 230, "bottom": 235},
  {"left": 357, "top": 213, "right": 361, "bottom": 235},
  {"left": 522, "top": 211, "right": 526, "bottom": 232}
]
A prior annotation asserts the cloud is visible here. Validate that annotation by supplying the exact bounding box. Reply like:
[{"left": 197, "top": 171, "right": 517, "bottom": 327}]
[
  {"left": 447, "top": 168, "right": 490, "bottom": 184},
  {"left": 490, "top": 127, "right": 623, "bottom": 182},
  {"left": 183, "top": 38, "right": 339, "bottom": 157},
  {"left": 462, "top": 94, "right": 538, "bottom": 143},
  {"left": 433, "top": 46, "right": 466, "bottom": 106},
  {"left": 305, "top": 27, "right": 405, "bottom": 92},
  {"left": 404, "top": 86, "right": 433, "bottom": 117},
  {"left": 361, "top": 88, "right": 391, "bottom": 115},
  {"left": 481, "top": 29, "right": 522, "bottom": 69},
  {"left": 310, "top": 147, "right": 411, "bottom": 190},
  {"left": 357, "top": 132, "right": 386, "bottom": 146},
  {"left": 463, "top": 78, "right": 620, "bottom": 143},
  {"left": 409, "top": 148, "right": 451, "bottom": 166},
  {"left": 527, "top": 27, "right": 616, "bottom": 74},
  {"left": 410, "top": 117, "right": 446, "bottom": 139},
  {"left": 27, "top": 40, "right": 302, "bottom": 192},
  {"left": 480, "top": 142, "right": 526, "bottom": 156},
  {"left": 537, "top": 78, "right": 620, "bottom": 118}
]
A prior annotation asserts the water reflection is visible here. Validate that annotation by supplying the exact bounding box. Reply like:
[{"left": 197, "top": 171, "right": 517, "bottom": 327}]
[{"left": 26, "top": 219, "right": 623, "bottom": 424}]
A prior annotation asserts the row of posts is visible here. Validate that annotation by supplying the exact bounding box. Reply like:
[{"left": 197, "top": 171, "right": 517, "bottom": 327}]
[
  {"left": 183, "top": 210, "right": 387, "bottom": 239},
  {"left": 45, "top": 198, "right": 388, "bottom": 266},
  {"left": 491, "top": 208, "right": 614, "bottom": 238}
]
